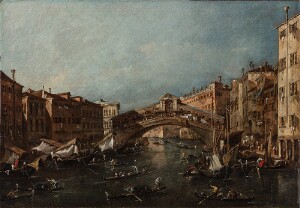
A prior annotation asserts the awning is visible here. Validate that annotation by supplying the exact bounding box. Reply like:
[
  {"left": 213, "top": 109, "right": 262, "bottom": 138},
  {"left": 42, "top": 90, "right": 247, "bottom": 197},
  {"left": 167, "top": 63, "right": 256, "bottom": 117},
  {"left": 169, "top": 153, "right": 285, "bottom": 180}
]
[
  {"left": 40, "top": 139, "right": 62, "bottom": 148},
  {"left": 7, "top": 146, "right": 26, "bottom": 157},
  {"left": 55, "top": 138, "right": 79, "bottom": 152}
]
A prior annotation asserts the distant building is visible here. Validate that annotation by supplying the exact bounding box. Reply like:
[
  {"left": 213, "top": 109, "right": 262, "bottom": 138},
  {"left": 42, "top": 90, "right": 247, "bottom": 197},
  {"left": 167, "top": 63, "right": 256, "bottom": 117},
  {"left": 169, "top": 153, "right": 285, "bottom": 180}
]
[
  {"left": 95, "top": 100, "right": 120, "bottom": 135},
  {"left": 22, "top": 91, "right": 47, "bottom": 145},
  {"left": 277, "top": 13, "right": 300, "bottom": 161},
  {"left": 181, "top": 76, "right": 230, "bottom": 116},
  {"left": 0, "top": 70, "right": 24, "bottom": 152}
]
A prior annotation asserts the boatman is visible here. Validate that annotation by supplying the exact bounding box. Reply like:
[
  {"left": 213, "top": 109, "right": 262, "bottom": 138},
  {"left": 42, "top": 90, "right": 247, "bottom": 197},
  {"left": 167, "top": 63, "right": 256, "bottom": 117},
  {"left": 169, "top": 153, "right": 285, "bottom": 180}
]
[
  {"left": 154, "top": 177, "right": 162, "bottom": 190},
  {"left": 132, "top": 166, "right": 138, "bottom": 173}
]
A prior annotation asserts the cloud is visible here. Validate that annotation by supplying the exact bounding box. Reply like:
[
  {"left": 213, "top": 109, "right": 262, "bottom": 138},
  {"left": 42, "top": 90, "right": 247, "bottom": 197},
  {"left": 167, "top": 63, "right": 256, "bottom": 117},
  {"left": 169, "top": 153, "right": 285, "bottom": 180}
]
[
  {"left": 138, "top": 41, "right": 157, "bottom": 55},
  {"left": 1, "top": 1, "right": 299, "bottom": 112}
]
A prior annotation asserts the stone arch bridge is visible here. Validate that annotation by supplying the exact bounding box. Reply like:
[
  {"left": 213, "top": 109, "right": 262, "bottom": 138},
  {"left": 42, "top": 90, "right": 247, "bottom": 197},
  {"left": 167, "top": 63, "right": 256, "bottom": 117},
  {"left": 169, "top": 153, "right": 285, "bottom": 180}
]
[{"left": 110, "top": 94, "right": 225, "bottom": 149}]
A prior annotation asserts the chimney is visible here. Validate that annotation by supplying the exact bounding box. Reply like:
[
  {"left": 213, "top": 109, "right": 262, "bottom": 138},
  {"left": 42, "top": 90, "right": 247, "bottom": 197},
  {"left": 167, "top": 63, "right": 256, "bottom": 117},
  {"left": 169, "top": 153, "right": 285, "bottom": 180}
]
[
  {"left": 242, "top": 68, "right": 245, "bottom": 76},
  {"left": 260, "top": 66, "right": 263, "bottom": 74},
  {"left": 218, "top": 76, "right": 222, "bottom": 83},
  {"left": 249, "top": 62, "right": 252, "bottom": 70},
  {"left": 265, "top": 61, "right": 268, "bottom": 71},
  {"left": 49, "top": 88, "right": 51, "bottom": 94},
  {"left": 42, "top": 86, "right": 45, "bottom": 98},
  {"left": 11, "top": 69, "right": 16, "bottom": 81}
]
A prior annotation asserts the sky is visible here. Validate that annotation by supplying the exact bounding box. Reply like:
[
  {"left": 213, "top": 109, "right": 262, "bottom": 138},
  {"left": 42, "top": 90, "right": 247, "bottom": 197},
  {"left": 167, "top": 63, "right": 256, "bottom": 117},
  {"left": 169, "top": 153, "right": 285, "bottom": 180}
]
[{"left": 1, "top": 1, "right": 299, "bottom": 112}]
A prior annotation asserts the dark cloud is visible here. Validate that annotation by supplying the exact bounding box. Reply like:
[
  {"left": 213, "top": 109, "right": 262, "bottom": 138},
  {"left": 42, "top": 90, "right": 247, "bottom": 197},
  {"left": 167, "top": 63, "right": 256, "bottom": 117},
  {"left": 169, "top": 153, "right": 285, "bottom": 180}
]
[{"left": 1, "top": 1, "right": 299, "bottom": 112}]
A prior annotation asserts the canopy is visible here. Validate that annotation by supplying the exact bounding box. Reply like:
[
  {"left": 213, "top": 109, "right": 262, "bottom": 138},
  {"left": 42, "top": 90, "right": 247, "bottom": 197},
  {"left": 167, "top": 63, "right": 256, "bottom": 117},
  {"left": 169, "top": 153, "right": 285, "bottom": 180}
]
[
  {"left": 54, "top": 145, "right": 79, "bottom": 158},
  {"left": 55, "top": 138, "right": 79, "bottom": 152},
  {"left": 40, "top": 139, "right": 62, "bottom": 148},
  {"left": 32, "top": 141, "right": 57, "bottom": 155},
  {"left": 9, "top": 146, "right": 26, "bottom": 157}
]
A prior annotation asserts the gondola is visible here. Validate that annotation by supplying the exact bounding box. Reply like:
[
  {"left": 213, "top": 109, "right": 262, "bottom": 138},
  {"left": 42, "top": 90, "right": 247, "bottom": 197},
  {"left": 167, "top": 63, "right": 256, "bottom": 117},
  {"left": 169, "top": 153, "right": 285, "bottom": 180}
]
[
  {"left": 0, "top": 189, "right": 34, "bottom": 201},
  {"left": 177, "top": 143, "right": 195, "bottom": 149},
  {"left": 195, "top": 192, "right": 255, "bottom": 203},
  {"left": 108, "top": 185, "right": 167, "bottom": 199},
  {"left": 105, "top": 160, "right": 131, "bottom": 167},
  {"left": 0, "top": 165, "right": 36, "bottom": 178},
  {"left": 197, "top": 166, "right": 231, "bottom": 180},
  {"left": 238, "top": 150, "right": 258, "bottom": 161},
  {"left": 104, "top": 169, "right": 146, "bottom": 181},
  {"left": 152, "top": 140, "right": 164, "bottom": 145},
  {"left": 259, "top": 162, "right": 287, "bottom": 170},
  {"left": 54, "top": 153, "right": 95, "bottom": 168},
  {"left": 256, "top": 159, "right": 287, "bottom": 170}
]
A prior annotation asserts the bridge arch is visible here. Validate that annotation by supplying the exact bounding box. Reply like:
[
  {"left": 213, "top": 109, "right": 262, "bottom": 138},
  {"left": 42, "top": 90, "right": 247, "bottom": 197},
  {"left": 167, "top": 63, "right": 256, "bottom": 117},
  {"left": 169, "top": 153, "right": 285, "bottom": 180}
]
[{"left": 112, "top": 93, "right": 225, "bottom": 149}]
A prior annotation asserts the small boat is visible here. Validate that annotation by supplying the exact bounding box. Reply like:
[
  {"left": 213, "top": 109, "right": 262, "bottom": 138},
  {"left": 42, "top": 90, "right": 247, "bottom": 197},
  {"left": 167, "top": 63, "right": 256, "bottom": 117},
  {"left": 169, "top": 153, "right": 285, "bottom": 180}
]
[
  {"left": 197, "top": 167, "right": 231, "bottom": 180},
  {"left": 177, "top": 143, "right": 195, "bottom": 149},
  {"left": 258, "top": 159, "right": 287, "bottom": 170},
  {"left": 105, "top": 159, "right": 131, "bottom": 167},
  {"left": 54, "top": 153, "right": 95, "bottom": 168},
  {"left": 0, "top": 165, "right": 36, "bottom": 178},
  {"left": 186, "top": 153, "right": 231, "bottom": 180},
  {"left": 108, "top": 185, "right": 167, "bottom": 199},
  {"left": 0, "top": 189, "right": 34, "bottom": 201},
  {"left": 152, "top": 140, "right": 164, "bottom": 145},
  {"left": 104, "top": 169, "right": 146, "bottom": 181},
  {"left": 195, "top": 192, "right": 255, "bottom": 203},
  {"left": 238, "top": 150, "right": 258, "bottom": 161}
]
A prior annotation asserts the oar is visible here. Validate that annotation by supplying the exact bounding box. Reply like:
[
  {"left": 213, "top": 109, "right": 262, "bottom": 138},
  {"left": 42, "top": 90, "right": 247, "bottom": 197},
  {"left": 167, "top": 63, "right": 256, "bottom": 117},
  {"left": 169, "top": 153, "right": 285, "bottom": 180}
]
[
  {"left": 198, "top": 193, "right": 215, "bottom": 205},
  {"left": 125, "top": 189, "right": 142, "bottom": 202}
]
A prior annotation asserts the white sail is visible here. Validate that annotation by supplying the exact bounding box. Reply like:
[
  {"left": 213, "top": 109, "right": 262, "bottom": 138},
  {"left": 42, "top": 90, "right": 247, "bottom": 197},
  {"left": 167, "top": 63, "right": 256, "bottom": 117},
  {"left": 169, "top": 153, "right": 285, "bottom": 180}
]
[
  {"left": 209, "top": 153, "right": 223, "bottom": 171},
  {"left": 99, "top": 136, "right": 114, "bottom": 152}
]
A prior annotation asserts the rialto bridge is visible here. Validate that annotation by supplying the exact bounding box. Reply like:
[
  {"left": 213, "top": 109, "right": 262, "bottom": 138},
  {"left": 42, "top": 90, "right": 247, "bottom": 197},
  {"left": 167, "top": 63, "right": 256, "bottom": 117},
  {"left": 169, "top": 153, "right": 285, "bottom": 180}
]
[{"left": 110, "top": 93, "right": 225, "bottom": 149}]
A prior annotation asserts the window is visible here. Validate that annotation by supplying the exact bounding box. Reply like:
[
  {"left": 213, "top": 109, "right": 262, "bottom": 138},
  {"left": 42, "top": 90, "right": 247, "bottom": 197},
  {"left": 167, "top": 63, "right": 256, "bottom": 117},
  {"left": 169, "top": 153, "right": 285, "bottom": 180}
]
[
  {"left": 280, "top": 29, "right": 286, "bottom": 40},
  {"left": 290, "top": 52, "right": 298, "bottom": 66},
  {"left": 257, "top": 111, "right": 261, "bottom": 120},
  {"left": 289, "top": 22, "right": 297, "bottom": 33},
  {"left": 29, "top": 102, "right": 33, "bottom": 115},
  {"left": 279, "top": 58, "right": 286, "bottom": 70},
  {"left": 279, "top": 87, "right": 285, "bottom": 102},
  {"left": 280, "top": 117, "right": 286, "bottom": 128},
  {"left": 290, "top": 82, "right": 297, "bottom": 96},
  {"left": 289, "top": 115, "right": 297, "bottom": 127}
]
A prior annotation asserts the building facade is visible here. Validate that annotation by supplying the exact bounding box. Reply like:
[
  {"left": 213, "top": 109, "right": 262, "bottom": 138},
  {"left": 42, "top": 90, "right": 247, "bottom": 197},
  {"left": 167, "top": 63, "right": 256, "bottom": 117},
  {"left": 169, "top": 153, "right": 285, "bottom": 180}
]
[
  {"left": 0, "top": 70, "right": 24, "bottom": 152},
  {"left": 181, "top": 76, "right": 230, "bottom": 116},
  {"left": 29, "top": 90, "right": 103, "bottom": 143},
  {"left": 95, "top": 100, "right": 120, "bottom": 135},
  {"left": 22, "top": 91, "right": 47, "bottom": 146},
  {"left": 277, "top": 13, "right": 300, "bottom": 161},
  {"left": 229, "top": 64, "right": 277, "bottom": 150}
]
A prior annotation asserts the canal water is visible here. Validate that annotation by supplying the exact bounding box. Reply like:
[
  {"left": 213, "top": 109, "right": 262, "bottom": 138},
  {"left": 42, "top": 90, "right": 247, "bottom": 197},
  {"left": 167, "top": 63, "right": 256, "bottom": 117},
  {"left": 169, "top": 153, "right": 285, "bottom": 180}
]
[{"left": 1, "top": 139, "right": 299, "bottom": 207}]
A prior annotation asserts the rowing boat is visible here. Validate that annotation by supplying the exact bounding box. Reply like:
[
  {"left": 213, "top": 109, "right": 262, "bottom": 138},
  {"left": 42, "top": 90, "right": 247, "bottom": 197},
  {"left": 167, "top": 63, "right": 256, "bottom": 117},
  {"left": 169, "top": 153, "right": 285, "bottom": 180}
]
[
  {"left": 104, "top": 169, "right": 146, "bottom": 181},
  {"left": 108, "top": 185, "right": 167, "bottom": 199},
  {"left": 195, "top": 192, "right": 255, "bottom": 203}
]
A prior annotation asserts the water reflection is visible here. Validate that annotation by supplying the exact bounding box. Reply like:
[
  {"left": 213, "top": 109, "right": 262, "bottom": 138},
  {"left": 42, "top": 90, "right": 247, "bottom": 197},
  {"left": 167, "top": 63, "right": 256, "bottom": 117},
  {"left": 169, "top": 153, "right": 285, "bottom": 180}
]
[{"left": 1, "top": 139, "right": 299, "bottom": 207}]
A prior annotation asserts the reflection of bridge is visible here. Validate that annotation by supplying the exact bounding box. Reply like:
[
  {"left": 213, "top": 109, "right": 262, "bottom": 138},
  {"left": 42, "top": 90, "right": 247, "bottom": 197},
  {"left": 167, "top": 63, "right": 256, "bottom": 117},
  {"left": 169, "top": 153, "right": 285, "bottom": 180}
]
[{"left": 111, "top": 94, "right": 225, "bottom": 149}]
